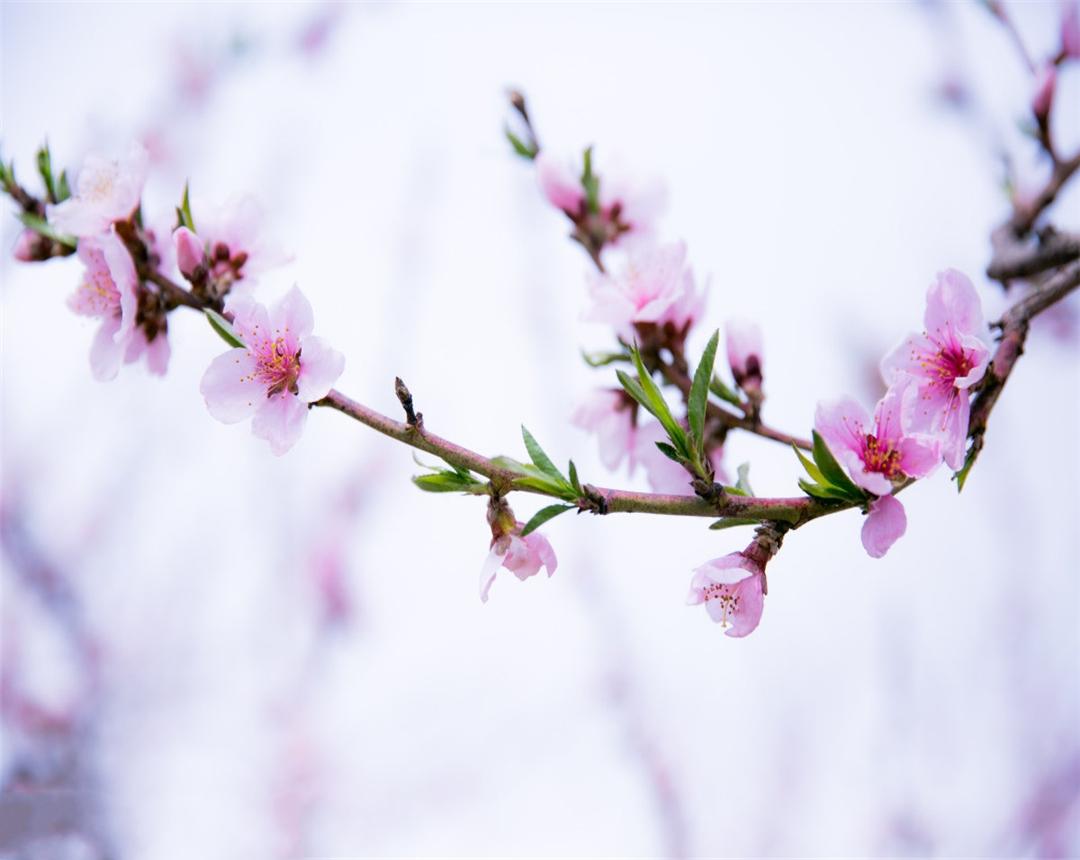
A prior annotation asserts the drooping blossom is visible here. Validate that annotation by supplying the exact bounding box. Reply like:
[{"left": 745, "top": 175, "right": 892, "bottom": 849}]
[
  {"left": 571, "top": 389, "right": 637, "bottom": 471},
  {"left": 585, "top": 241, "right": 705, "bottom": 343},
  {"left": 725, "top": 319, "right": 763, "bottom": 391},
  {"left": 815, "top": 385, "right": 941, "bottom": 557},
  {"left": 880, "top": 269, "right": 991, "bottom": 469},
  {"left": 534, "top": 150, "right": 664, "bottom": 241},
  {"left": 200, "top": 287, "right": 345, "bottom": 455},
  {"left": 47, "top": 142, "right": 148, "bottom": 238},
  {"left": 479, "top": 524, "right": 558, "bottom": 603},
  {"left": 172, "top": 195, "right": 288, "bottom": 298},
  {"left": 66, "top": 231, "right": 147, "bottom": 380},
  {"left": 635, "top": 421, "right": 727, "bottom": 494},
  {"left": 686, "top": 552, "right": 765, "bottom": 637}
]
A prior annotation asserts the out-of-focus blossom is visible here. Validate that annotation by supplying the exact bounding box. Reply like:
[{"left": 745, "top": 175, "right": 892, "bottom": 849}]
[
  {"left": 585, "top": 241, "right": 704, "bottom": 342},
  {"left": 1062, "top": 1, "right": 1080, "bottom": 58},
  {"left": 1032, "top": 64, "right": 1057, "bottom": 122},
  {"left": 67, "top": 232, "right": 139, "bottom": 381},
  {"left": 47, "top": 142, "right": 148, "bottom": 238},
  {"left": 173, "top": 195, "right": 288, "bottom": 297},
  {"left": 635, "top": 421, "right": 726, "bottom": 494},
  {"left": 200, "top": 287, "right": 344, "bottom": 455},
  {"left": 861, "top": 495, "right": 907, "bottom": 559},
  {"left": 725, "top": 319, "right": 763, "bottom": 390},
  {"left": 881, "top": 269, "right": 991, "bottom": 469},
  {"left": 479, "top": 524, "right": 558, "bottom": 603},
  {"left": 686, "top": 552, "right": 765, "bottom": 637},
  {"left": 571, "top": 389, "right": 637, "bottom": 471},
  {"left": 534, "top": 150, "right": 664, "bottom": 241},
  {"left": 12, "top": 229, "right": 37, "bottom": 262}
]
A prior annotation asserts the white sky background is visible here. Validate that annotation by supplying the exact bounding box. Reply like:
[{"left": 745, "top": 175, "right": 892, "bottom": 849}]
[{"left": 1, "top": 1, "right": 1078, "bottom": 858}]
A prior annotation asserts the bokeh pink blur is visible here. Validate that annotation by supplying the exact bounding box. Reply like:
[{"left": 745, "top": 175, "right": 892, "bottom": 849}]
[{"left": 2, "top": 2, "right": 1078, "bottom": 857}]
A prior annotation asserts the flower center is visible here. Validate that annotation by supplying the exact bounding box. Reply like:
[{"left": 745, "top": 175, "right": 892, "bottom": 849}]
[
  {"left": 253, "top": 336, "right": 301, "bottom": 397},
  {"left": 703, "top": 582, "right": 739, "bottom": 628},
  {"left": 926, "top": 342, "right": 974, "bottom": 384},
  {"left": 864, "top": 434, "right": 903, "bottom": 480}
]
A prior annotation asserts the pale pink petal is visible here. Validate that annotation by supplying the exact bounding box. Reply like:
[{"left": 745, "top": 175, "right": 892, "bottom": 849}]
[
  {"left": 897, "top": 433, "right": 942, "bottom": 479},
  {"left": 99, "top": 231, "right": 139, "bottom": 343},
  {"left": 924, "top": 269, "right": 985, "bottom": 339},
  {"left": 724, "top": 574, "right": 765, "bottom": 638},
  {"left": 271, "top": 286, "right": 315, "bottom": 341},
  {"left": 814, "top": 397, "right": 871, "bottom": 460},
  {"left": 526, "top": 531, "right": 558, "bottom": 577},
  {"left": 636, "top": 423, "right": 693, "bottom": 494},
  {"left": 89, "top": 316, "right": 124, "bottom": 381},
  {"left": 880, "top": 332, "right": 939, "bottom": 385},
  {"left": 902, "top": 382, "right": 954, "bottom": 436},
  {"left": 954, "top": 331, "right": 991, "bottom": 389},
  {"left": 726, "top": 319, "right": 763, "bottom": 380},
  {"left": 145, "top": 334, "right": 171, "bottom": 376},
  {"left": 939, "top": 396, "right": 970, "bottom": 471},
  {"left": 535, "top": 151, "right": 584, "bottom": 213},
  {"left": 200, "top": 349, "right": 263, "bottom": 423},
  {"left": 861, "top": 495, "right": 907, "bottom": 559},
  {"left": 478, "top": 546, "right": 507, "bottom": 603},
  {"left": 174, "top": 226, "right": 204, "bottom": 277},
  {"left": 296, "top": 335, "right": 345, "bottom": 403},
  {"left": 227, "top": 293, "right": 272, "bottom": 344},
  {"left": 873, "top": 383, "right": 907, "bottom": 446},
  {"left": 251, "top": 393, "right": 309, "bottom": 455},
  {"left": 693, "top": 553, "right": 761, "bottom": 586}
]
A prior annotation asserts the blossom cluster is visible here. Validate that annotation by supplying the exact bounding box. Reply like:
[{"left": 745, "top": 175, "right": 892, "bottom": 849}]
[{"left": 26, "top": 142, "right": 344, "bottom": 455}]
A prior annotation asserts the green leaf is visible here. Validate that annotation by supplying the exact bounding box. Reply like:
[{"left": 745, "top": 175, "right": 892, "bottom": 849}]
[
  {"left": 412, "top": 471, "right": 486, "bottom": 494},
  {"left": 952, "top": 446, "right": 977, "bottom": 492},
  {"left": 504, "top": 126, "right": 537, "bottom": 160},
  {"left": 709, "top": 374, "right": 742, "bottom": 408},
  {"left": 722, "top": 484, "right": 749, "bottom": 497},
  {"left": 792, "top": 443, "right": 826, "bottom": 485},
  {"left": 655, "top": 441, "right": 682, "bottom": 464},
  {"left": 521, "top": 425, "right": 565, "bottom": 483},
  {"left": 16, "top": 212, "right": 75, "bottom": 249},
  {"left": 581, "top": 146, "right": 600, "bottom": 214},
  {"left": 582, "top": 349, "right": 631, "bottom": 367},
  {"left": 56, "top": 169, "right": 71, "bottom": 202},
  {"left": 568, "top": 460, "right": 582, "bottom": 495},
  {"left": 798, "top": 477, "right": 856, "bottom": 502},
  {"left": 176, "top": 182, "right": 196, "bottom": 232},
  {"left": 520, "top": 503, "right": 574, "bottom": 536},
  {"left": 623, "top": 348, "right": 691, "bottom": 458},
  {"left": 35, "top": 143, "right": 57, "bottom": 202},
  {"left": 709, "top": 517, "right": 760, "bottom": 530},
  {"left": 205, "top": 308, "right": 245, "bottom": 349},
  {"left": 735, "top": 462, "right": 754, "bottom": 496},
  {"left": 688, "top": 329, "right": 719, "bottom": 456},
  {"left": 811, "top": 430, "right": 863, "bottom": 497}
]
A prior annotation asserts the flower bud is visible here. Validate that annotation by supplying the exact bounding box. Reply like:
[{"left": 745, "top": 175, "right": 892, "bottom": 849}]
[
  {"left": 1032, "top": 64, "right": 1056, "bottom": 124},
  {"left": 12, "top": 229, "right": 38, "bottom": 262},
  {"left": 725, "top": 319, "right": 763, "bottom": 391},
  {"left": 173, "top": 226, "right": 205, "bottom": 279}
]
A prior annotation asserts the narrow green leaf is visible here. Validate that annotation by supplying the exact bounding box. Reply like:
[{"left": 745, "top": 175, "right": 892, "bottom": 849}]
[
  {"left": 721, "top": 484, "right": 749, "bottom": 497},
  {"left": 628, "top": 348, "right": 690, "bottom": 457},
  {"left": 205, "top": 308, "right": 245, "bottom": 349},
  {"left": 521, "top": 425, "right": 565, "bottom": 482},
  {"left": 952, "top": 446, "right": 977, "bottom": 492},
  {"left": 709, "top": 374, "right": 742, "bottom": 408},
  {"left": 56, "top": 169, "right": 71, "bottom": 202},
  {"left": 520, "top": 503, "right": 574, "bottom": 536},
  {"left": 504, "top": 126, "right": 537, "bottom": 160},
  {"left": 735, "top": 462, "right": 754, "bottom": 496},
  {"left": 582, "top": 349, "right": 631, "bottom": 367},
  {"left": 709, "top": 517, "right": 760, "bottom": 530},
  {"left": 16, "top": 212, "right": 75, "bottom": 249},
  {"left": 412, "top": 472, "right": 486, "bottom": 494},
  {"left": 177, "top": 182, "right": 196, "bottom": 231},
  {"left": 581, "top": 146, "right": 600, "bottom": 214},
  {"left": 793, "top": 443, "right": 826, "bottom": 484},
  {"left": 797, "top": 477, "right": 862, "bottom": 503},
  {"left": 654, "top": 441, "right": 683, "bottom": 464},
  {"left": 688, "top": 329, "right": 720, "bottom": 455},
  {"left": 35, "top": 143, "right": 56, "bottom": 202},
  {"left": 568, "top": 460, "right": 582, "bottom": 495},
  {"left": 811, "top": 430, "right": 863, "bottom": 497}
]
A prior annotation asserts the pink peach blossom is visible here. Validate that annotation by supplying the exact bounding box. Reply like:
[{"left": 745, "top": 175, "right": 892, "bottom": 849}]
[
  {"left": 173, "top": 225, "right": 204, "bottom": 278},
  {"left": 880, "top": 269, "right": 991, "bottom": 469},
  {"left": 585, "top": 241, "right": 705, "bottom": 342},
  {"left": 686, "top": 553, "right": 765, "bottom": 637},
  {"left": 200, "top": 287, "right": 344, "bottom": 455},
  {"left": 479, "top": 525, "right": 558, "bottom": 603},
  {"left": 67, "top": 232, "right": 141, "bottom": 381},
  {"left": 47, "top": 142, "right": 148, "bottom": 238},
  {"left": 1032, "top": 64, "right": 1056, "bottom": 121},
  {"left": 725, "top": 319, "right": 763, "bottom": 389},
  {"left": 571, "top": 389, "right": 637, "bottom": 471},
  {"left": 12, "top": 229, "right": 37, "bottom": 262}
]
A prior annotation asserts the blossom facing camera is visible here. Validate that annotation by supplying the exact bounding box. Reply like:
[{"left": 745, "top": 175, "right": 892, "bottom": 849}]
[
  {"left": 585, "top": 241, "right": 704, "bottom": 343},
  {"left": 687, "top": 553, "right": 765, "bottom": 638},
  {"left": 479, "top": 525, "right": 558, "bottom": 603},
  {"left": 880, "top": 269, "right": 991, "bottom": 469},
  {"left": 200, "top": 287, "right": 345, "bottom": 455},
  {"left": 47, "top": 142, "right": 148, "bottom": 238},
  {"left": 67, "top": 232, "right": 139, "bottom": 380}
]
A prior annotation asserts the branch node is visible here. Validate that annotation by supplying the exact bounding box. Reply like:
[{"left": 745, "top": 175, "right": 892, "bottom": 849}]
[{"left": 578, "top": 484, "right": 609, "bottom": 515}]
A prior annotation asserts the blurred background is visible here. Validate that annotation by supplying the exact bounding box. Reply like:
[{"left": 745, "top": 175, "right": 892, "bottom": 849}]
[{"left": 1, "top": 2, "right": 1078, "bottom": 857}]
